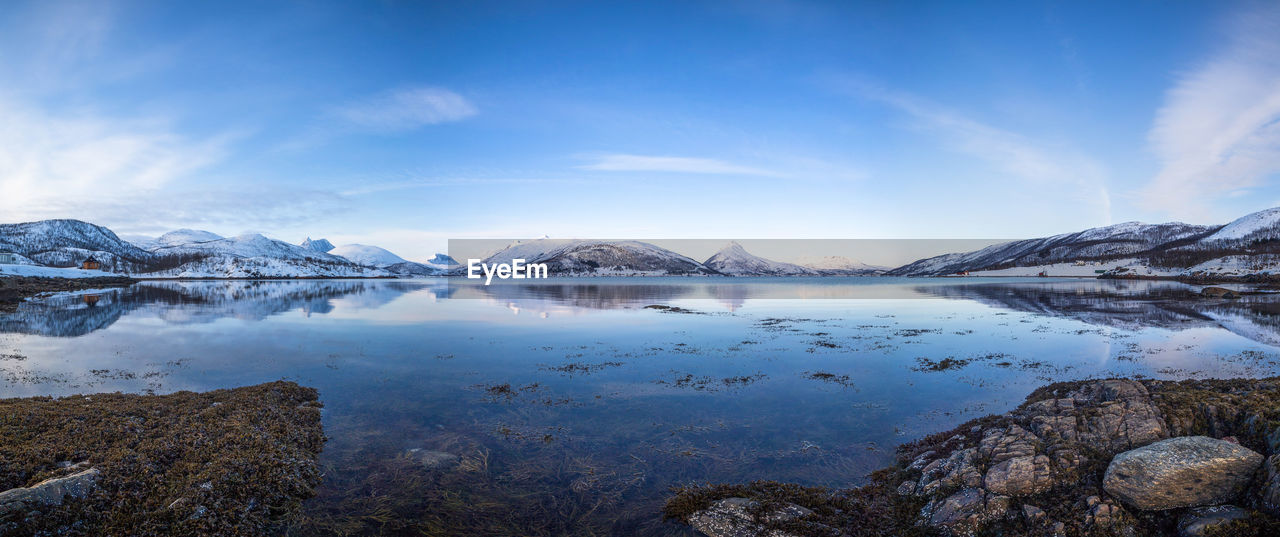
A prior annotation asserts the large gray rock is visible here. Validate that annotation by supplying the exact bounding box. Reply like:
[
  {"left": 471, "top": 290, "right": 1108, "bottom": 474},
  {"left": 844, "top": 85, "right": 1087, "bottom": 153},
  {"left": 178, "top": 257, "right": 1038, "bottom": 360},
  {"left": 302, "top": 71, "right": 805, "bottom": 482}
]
[
  {"left": 0, "top": 467, "right": 100, "bottom": 518},
  {"left": 1103, "top": 436, "right": 1263, "bottom": 510},
  {"left": 687, "top": 497, "right": 813, "bottom": 537}
]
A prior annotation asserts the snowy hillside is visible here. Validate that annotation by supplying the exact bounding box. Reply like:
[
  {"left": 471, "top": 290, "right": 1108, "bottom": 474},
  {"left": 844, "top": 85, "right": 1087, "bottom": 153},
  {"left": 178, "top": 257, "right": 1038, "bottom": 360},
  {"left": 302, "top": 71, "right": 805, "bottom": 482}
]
[
  {"left": 332, "top": 244, "right": 407, "bottom": 267},
  {"left": 704, "top": 242, "right": 818, "bottom": 276},
  {"left": 792, "top": 255, "right": 887, "bottom": 275},
  {"left": 0, "top": 264, "right": 117, "bottom": 279},
  {"left": 0, "top": 219, "right": 153, "bottom": 272},
  {"left": 483, "top": 239, "right": 717, "bottom": 276},
  {"left": 889, "top": 221, "right": 1218, "bottom": 276},
  {"left": 144, "top": 232, "right": 385, "bottom": 278},
  {"left": 1200, "top": 207, "right": 1280, "bottom": 242}
]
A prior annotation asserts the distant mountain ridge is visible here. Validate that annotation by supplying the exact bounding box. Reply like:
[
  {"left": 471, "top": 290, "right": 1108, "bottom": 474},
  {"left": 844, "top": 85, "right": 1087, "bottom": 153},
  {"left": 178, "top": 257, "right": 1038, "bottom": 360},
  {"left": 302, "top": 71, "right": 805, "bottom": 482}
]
[
  {"left": 793, "top": 255, "right": 888, "bottom": 275},
  {"left": 482, "top": 239, "right": 718, "bottom": 275},
  {"left": 0, "top": 219, "right": 451, "bottom": 278},
  {"left": 886, "top": 208, "right": 1280, "bottom": 277},
  {"left": 13, "top": 206, "right": 1280, "bottom": 279}
]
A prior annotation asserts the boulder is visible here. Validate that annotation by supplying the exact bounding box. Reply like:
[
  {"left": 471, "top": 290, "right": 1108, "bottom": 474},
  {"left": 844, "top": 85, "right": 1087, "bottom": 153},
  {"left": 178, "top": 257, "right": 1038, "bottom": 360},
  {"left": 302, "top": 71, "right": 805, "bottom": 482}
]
[
  {"left": 688, "top": 497, "right": 813, "bottom": 537},
  {"left": 0, "top": 467, "right": 100, "bottom": 518},
  {"left": 1177, "top": 505, "right": 1250, "bottom": 537},
  {"left": 1103, "top": 436, "right": 1263, "bottom": 510},
  {"left": 1201, "top": 286, "right": 1240, "bottom": 298}
]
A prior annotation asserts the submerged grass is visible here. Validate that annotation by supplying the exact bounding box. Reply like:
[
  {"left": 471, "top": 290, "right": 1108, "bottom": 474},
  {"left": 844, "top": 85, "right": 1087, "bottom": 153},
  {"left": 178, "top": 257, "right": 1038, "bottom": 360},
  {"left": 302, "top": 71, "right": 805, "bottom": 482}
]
[{"left": 0, "top": 380, "right": 324, "bottom": 536}]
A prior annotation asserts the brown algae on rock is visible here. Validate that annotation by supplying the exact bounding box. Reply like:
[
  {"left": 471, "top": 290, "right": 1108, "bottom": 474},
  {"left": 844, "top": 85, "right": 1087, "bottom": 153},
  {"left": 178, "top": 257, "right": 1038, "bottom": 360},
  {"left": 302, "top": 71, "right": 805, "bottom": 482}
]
[{"left": 0, "top": 380, "right": 324, "bottom": 535}]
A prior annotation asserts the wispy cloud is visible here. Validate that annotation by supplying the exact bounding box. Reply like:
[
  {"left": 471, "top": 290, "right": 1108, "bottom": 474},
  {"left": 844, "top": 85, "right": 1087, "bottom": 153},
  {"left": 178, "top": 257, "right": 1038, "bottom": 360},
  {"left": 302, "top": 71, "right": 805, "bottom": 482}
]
[
  {"left": 1140, "top": 4, "right": 1280, "bottom": 218},
  {"left": 577, "top": 154, "right": 778, "bottom": 176},
  {"left": 334, "top": 87, "right": 477, "bottom": 131},
  {"left": 865, "top": 86, "right": 1106, "bottom": 190},
  {"left": 29, "top": 187, "right": 349, "bottom": 237},
  {"left": 0, "top": 97, "right": 233, "bottom": 223}
]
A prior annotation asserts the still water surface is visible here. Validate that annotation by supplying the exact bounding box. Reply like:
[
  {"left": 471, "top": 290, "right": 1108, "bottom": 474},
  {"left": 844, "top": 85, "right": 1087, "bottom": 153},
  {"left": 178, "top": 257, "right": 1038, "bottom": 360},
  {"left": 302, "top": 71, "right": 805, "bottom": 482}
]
[{"left": 2, "top": 277, "right": 1278, "bottom": 535}]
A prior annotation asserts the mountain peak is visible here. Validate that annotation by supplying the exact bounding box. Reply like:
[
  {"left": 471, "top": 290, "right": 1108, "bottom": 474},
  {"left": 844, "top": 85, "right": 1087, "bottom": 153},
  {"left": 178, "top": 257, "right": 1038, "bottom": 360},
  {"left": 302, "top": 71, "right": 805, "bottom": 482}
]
[
  {"left": 301, "top": 237, "right": 335, "bottom": 253},
  {"left": 428, "top": 253, "right": 460, "bottom": 266},
  {"left": 705, "top": 242, "right": 817, "bottom": 276}
]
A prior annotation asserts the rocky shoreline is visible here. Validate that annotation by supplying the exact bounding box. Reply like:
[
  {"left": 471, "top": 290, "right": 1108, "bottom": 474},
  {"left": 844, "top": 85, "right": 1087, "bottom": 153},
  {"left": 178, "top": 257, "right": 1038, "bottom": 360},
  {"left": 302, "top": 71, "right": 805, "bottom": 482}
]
[
  {"left": 0, "top": 275, "right": 136, "bottom": 312},
  {"left": 667, "top": 377, "right": 1280, "bottom": 536},
  {"left": 0, "top": 381, "right": 325, "bottom": 535}
]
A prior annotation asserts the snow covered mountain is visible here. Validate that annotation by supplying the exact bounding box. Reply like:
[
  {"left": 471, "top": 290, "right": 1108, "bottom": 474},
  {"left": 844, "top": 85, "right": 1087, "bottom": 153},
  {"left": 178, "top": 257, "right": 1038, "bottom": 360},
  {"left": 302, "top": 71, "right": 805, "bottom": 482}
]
[
  {"left": 331, "top": 244, "right": 407, "bottom": 267},
  {"left": 888, "top": 221, "right": 1218, "bottom": 276},
  {"left": 704, "top": 242, "right": 819, "bottom": 276},
  {"left": 792, "top": 255, "right": 888, "bottom": 275},
  {"left": 140, "top": 232, "right": 384, "bottom": 278},
  {"left": 483, "top": 239, "right": 717, "bottom": 276},
  {"left": 300, "top": 237, "right": 335, "bottom": 253},
  {"left": 0, "top": 219, "right": 153, "bottom": 272}
]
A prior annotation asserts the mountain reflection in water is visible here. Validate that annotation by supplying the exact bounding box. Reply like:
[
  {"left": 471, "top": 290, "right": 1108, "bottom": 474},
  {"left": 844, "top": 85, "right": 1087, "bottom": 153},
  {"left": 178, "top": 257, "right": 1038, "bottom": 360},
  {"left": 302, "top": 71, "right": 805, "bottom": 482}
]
[{"left": 4, "top": 277, "right": 1280, "bottom": 535}]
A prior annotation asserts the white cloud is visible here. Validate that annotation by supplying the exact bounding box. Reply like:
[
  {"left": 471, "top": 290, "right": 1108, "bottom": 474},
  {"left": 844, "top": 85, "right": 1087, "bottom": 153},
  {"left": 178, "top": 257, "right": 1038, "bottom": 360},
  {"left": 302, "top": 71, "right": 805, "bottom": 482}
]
[
  {"left": 1141, "top": 4, "right": 1280, "bottom": 218},
  {"left": 0, "top": 98, "right": 232, "bottom": 223},
  {"left": 335, "top": 87, "right": 477, "bottom": 131},
  {"left": 578, "top": 154, "right": 778, "bottom": 176}
]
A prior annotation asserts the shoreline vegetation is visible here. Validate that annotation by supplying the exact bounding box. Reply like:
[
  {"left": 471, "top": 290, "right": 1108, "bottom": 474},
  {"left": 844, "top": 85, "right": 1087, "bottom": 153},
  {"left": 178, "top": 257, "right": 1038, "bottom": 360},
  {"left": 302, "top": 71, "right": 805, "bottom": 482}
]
[
  {"left": 666, "top": 377, "right": 1280, "bottom": 537},
  {"left": 0, "top": 275, "right": 136, "bottom": 312},
  {"left": 0, "top": 381, "right": 324, "bottom": 536}
]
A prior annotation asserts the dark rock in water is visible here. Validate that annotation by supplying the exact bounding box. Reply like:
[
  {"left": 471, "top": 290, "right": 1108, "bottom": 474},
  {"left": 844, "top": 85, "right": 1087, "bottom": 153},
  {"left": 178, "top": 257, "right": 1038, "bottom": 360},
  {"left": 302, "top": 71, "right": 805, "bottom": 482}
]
[
  {"left": 1177, "top": 505, "right": 1250, "bottom": 537},
  {"left": 0, "top": 466, "right": 100, "bottom": 518},
  {"left": 406, "top": 448, "right": 458, "bottom": 469},
  {"left": 1201, "top": 286, "right": 1240, "bottom": 298},
  {"left": 1103, "top": 436, "right": 1263, "bottom": 510},
  {"left": 687, "top": 497, "right": 815, "bottom": 537}
]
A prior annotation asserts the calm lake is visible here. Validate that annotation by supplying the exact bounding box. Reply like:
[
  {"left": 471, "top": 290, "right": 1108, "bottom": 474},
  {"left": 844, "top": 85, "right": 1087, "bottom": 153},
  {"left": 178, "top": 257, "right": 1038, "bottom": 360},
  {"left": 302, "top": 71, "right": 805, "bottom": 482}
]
[{"left": 2, "top": 277, "right": 1279, "bottom": 535}]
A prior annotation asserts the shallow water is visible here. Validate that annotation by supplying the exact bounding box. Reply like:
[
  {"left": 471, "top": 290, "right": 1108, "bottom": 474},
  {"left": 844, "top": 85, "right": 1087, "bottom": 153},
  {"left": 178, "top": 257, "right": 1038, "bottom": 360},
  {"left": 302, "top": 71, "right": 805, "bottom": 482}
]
[{"left": 2, "top": 277, "right": 1279, "bottom": 535}]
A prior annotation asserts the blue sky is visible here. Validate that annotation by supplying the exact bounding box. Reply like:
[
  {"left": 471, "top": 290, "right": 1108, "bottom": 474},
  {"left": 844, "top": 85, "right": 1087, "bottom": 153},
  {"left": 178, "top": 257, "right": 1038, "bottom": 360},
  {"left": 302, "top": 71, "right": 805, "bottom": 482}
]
[{"left": 2, "top": 0, "right": 1279, "bottom": 261}]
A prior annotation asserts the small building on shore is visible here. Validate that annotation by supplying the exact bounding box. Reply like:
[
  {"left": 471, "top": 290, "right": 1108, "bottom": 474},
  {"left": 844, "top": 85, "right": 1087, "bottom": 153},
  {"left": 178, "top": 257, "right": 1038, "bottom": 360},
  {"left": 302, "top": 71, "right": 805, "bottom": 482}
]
[
  {"left": 0, "top": 252, "right": 18, "bottom": 264},
  {"left": 81, "top": 256, "right": 102, "bottom": 270}
]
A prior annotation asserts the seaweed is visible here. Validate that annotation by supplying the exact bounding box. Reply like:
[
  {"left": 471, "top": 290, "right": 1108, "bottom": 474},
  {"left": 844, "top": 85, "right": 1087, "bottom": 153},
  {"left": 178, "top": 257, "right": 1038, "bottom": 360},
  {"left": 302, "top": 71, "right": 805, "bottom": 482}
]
[{"left": 0, "top": 381, "right": 324, "bottom": 536}]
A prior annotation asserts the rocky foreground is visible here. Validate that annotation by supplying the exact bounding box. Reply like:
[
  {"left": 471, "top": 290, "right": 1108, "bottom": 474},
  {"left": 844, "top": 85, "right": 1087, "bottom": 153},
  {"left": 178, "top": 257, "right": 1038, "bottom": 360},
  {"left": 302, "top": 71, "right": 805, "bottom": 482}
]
[
  {"left": 667, "top": 377, "right": 1280, "bottom": 536},
  {"left": 0, "top": 381, "right": 324, "bottom": 536}
]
